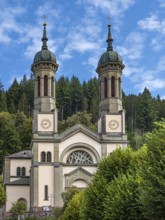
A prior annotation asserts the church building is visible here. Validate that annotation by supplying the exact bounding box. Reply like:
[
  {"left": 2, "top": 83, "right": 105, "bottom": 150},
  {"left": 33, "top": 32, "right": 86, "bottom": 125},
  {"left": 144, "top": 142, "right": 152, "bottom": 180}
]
[{"left": 3, "top": 21, "right": 128, "bottom": 213}]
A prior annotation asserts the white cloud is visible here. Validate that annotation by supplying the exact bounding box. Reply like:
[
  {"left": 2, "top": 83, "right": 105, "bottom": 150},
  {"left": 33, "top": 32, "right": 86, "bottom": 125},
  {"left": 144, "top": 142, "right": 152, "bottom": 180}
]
[
  {"left": 59, "top": 54, "right": 72, "bottom": 61},
  {"left": 59, "top": 2, "right": 103, "bottom": 62},
  {"left": 135, "top": 79, "right": 165, "bottom": 92},
  {"left": 159, "top": 1, "right": 165, "bottom": 8},
  {"left": 151, "top": 37, "right": 163, "bottom": 51},
  {"left": 138, "top": 14, "right": 165, "bottom": 35},
  {"left": 138, "top": 15, "right": 161, "bottom": 31},
  {"left": 118, "top": 31, "right": 145, "bottom": 61},
  {"left": 86, "top": 0, "right": 135, "bottom": 16},
  {"left": 157, "top": 56, "right": 165, "bottom": 71},
  {"left": 0, "top": 6, "right": 25, "bottom": 44},
  {"left": 0, "top": 29, "right": 11, "bottom": 43}
]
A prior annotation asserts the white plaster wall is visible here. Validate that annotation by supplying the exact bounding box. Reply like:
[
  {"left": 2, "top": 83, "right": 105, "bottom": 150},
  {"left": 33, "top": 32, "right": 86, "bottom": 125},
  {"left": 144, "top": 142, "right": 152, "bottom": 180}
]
[
  {"left": 10, "top": 159, "right": 31, "bottom": 176},
  {"left": 38, "top": 143, "right": 54, "bottom": 161},
  {"left": 72, "top": 179, "right": 88, "bottom": 188},
  {"left": 59, "top": 132, "right": 101, "bottom": 159},
  {"left": 106, "top": 143, "right": 121, "bottom": 154},
  {"left": 97, "top": 118, "right": 101, "bottom": 133},
  {"left": 38, "top": 166, "right": 54, "bottom": 207},
  {"left": 6, "top": 185, "right": 30, "bottom": 211}
]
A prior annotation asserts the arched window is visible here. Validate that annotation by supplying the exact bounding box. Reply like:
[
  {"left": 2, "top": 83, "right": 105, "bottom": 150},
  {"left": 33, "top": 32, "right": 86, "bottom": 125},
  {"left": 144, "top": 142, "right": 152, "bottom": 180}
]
[
  {"left": 17, "top": 167, "right": 21, "bottom": 176},
  {"left": 118, "top": 78, "right": 121, "bottom": 98},
  {"left": 44, "top": 75, "right": 48, "bottom": 96},
  {"left": 51, "top": 77, "right": 54, "bottom": 97},
  {"left": 22, "top": 167, "right": 26, "bottom": 176},
  {"left": 41, "top": 152, "right": 46, "bottom": 162},
  {"left": 104, "top": 77, "right": 108, "bottom": 98},
  {"left": 44, "top": 185, "right": 48, "bottom": 200},
  {"left": 111, "top": 76, "right": 115, "bottom": 97},
  {"left": 47, "top": 152, "right": 52, "bottom": 162},
  {"left": 37, "top": 76, "right": 40, "bottom": 97},
  {"left": 66, "top": 150, "right": 93, "bottom": 164}
]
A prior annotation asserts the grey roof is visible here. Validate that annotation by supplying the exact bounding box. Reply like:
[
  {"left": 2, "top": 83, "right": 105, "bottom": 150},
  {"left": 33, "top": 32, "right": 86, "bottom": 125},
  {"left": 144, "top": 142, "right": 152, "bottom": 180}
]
[
  {"left": 6, "top": 177, "right": 30, "bottom": 185},
  {"left": 7, "top": 150, "right": 32, "bottom": 159},
  {"left": 33, "top": 49, "right": 56, "bottom": 64},
  {"left": 98, "top": 50, "right": 123, "bottom": 67}
]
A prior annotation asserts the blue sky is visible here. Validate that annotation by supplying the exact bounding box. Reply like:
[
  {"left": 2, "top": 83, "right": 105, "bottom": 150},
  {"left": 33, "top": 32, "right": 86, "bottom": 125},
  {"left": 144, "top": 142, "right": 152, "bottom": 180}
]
[{"left": 0, "top": 0, "right": 165, "bottom": 99}]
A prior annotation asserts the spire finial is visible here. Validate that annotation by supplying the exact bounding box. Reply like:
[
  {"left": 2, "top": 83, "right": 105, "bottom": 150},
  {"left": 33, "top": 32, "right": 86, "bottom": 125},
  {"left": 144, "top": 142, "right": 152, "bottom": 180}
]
[
  {"left": 42, "top": 15, "right": 48, "bottom": 50},
  {"left": 106, "top": 16, "right": 113, "bottom": 51},
  {"left": 107, "top": 16, "right": 111, "bottom": 26},
  {"left": 43, "top": 15, "right": 47, "bottom": 25}
]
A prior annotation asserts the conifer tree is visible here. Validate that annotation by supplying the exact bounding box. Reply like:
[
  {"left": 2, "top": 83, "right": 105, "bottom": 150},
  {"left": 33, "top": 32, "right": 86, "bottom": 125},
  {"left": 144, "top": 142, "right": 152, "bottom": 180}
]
[{"left": 136, "top": 88, "right": 157, "bottom": 132}]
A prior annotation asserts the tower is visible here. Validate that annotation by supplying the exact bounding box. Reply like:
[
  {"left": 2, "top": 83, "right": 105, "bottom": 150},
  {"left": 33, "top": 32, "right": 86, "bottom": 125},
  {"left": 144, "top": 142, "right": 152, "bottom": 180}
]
[
  {"left": 30, "top": 21, "right": 59, "bottom": 209},
  {"left": 96, "top": 23, "right": 127, "bottom": 144},
  {"left": 31, "top": 21, "right": 58, "bottom": 133}
]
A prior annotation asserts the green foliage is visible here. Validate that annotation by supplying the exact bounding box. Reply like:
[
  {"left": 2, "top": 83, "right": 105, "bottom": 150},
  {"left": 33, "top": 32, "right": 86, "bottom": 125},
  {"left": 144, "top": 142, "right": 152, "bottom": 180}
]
[
  {"left": 81, "top": 147, "right": 135, "bottom": 220},
  {"left": 60, "top": 191, "right": 84, "bottom": 220},
  {"left": 81, "top": 146, "right": 149, "bottom": 220},
  {"left": 56, "top": 76, "right": 71, "bottom": 120},
  {"left": 14, "top": 112, "right": 32, "bottom": 149},
  {"left": 127, "top": 129, "right": 144, "bottom": 150},
  {"left": 97, "top": 147, "right": 134, "bottom": 181},
  {"left": 139, "top": 120, "right": 165, "bottom": 220},
  {"left": 10, "top": 200, "right": 26, "bottom": 216},
  {"left": 0, "top": 176, "right": 6, "bottom": 208},
  {"left": 80, "top": 175, "right": 107, "bottom": 220},
  {"left": 54, "top": 207, "right": 63, "bottom": 220},
  {"left": 70, "top": 76, "right": 83, "bottom": 114},
  {"left": 0, "top": 112, "right": 21, "bottom": 174},
  {"left": 61, "top": 186, "right": 80, "bottom": 211},
  {"left": 136, "top": 88, "right": 157, "bottom": 132},
  {"left": 58, "top": 111, "right": 96, "bottom": 133},
  {"left": 0, "top": 81, "right": 7, "bottom": 112},
  {"left": 103, "top": 174, "right": 145, "bottom": 220},
  {"left": 123, "top": 94, "right": 140, "bottom": 133}
]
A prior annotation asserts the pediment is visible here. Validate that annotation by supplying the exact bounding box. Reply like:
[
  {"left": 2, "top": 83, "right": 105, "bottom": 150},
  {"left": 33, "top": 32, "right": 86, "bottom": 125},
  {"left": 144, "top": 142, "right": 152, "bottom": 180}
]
[
  {"left": 64, "top": 166, "right": 93, "bottom": 188},
  {"left": 59, "top": 123, "right": 101, "bottom": 142},
  {"left": 65, "top": 166, "right": 93, "bottom": 177}
]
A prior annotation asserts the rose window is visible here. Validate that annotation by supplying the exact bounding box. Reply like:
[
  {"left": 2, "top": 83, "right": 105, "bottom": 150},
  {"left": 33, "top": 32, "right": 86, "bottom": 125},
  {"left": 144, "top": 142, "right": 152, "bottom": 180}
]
[{"left": 66, "top": 150, "right": 93, "bottom": 164}]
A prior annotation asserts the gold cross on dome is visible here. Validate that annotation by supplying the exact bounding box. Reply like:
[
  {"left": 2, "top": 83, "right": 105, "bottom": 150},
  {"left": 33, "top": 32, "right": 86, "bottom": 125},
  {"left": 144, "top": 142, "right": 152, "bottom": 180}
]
[{"left": 43, "top": 15, "right": 47, "bottom": 24}]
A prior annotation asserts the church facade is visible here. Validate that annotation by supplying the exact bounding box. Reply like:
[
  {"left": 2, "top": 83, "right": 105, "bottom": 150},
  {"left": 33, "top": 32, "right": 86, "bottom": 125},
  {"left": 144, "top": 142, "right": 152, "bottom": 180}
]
[{"left": 3, "top": 21, "right": 128, "bottom": 213}]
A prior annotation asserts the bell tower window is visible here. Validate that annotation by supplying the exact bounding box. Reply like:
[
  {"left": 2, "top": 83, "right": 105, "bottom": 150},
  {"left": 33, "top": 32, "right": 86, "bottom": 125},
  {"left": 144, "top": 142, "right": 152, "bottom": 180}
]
[
  {"left": 51, "top": 77, "right": 54, "bottom": 97},
  {"left": 118, "top": 77, "right": 121, "bottom": 98},
  {"left": 44, "top": 75, "right": 48, "bottom": 96},
  {"left": 37, "top": 76, "right": 40, "bottom": 97},
  {"left": 111, "top": 76, "right": 115, "bottom": 97},
  {"left": 104, "top": 77, "right": 108, "bottom": 98}
]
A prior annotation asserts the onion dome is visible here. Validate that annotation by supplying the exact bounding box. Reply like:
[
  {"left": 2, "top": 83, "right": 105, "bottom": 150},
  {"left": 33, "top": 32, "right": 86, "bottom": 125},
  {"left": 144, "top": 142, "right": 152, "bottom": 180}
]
[
  {"left": 33, "top": 22, "right": 56, "bottom": 64},
  {"left": 97, "top": 24, "right": 123, "bottom": 67}
]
